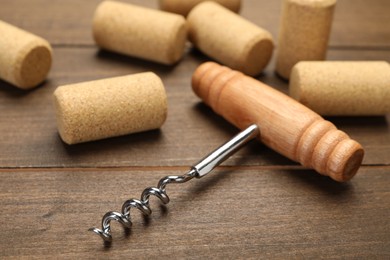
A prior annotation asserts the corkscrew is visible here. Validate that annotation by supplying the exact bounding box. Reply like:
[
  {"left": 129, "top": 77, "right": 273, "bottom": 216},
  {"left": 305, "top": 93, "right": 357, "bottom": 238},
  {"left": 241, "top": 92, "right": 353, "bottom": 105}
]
[
  {"left": 90, "top": 124, "right": 260, "bottom": 244},
  {"left": 90, "top": 61, "right": 364, "bottom": 244}
]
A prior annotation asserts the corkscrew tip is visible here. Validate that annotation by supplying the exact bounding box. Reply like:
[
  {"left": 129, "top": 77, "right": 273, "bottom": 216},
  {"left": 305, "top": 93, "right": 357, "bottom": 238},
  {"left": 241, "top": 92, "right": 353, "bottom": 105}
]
[{"left": 89, "top": 227, "right": 112, "bottom": 243}]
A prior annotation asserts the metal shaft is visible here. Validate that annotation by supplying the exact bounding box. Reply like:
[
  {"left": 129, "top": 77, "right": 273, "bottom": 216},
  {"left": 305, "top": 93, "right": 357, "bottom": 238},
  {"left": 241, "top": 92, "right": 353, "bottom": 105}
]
[
  {"left": 91, "top": 124, "right": 260, "bottom": 244},
  {"left": 192, "top": 124, "right": 260, "bottom": 178}
]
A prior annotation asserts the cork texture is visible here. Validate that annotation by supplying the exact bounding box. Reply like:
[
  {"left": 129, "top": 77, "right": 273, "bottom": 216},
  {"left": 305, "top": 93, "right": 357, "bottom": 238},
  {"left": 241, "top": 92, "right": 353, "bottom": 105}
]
[
  {"left": 53, "top": 73, "right": 168, "bottom": 145},
  {"left": 290, "top": 61, "right": 390, "bottom": 116},
  {"left": 0, "top": 20, "right": 52, "bottom": 89},
  {"left": 93, "top": 0, "right": 187, "bottom": 65},
  {"left": 159, "top": 0, "right": 241, "bottom": 16},
  {"left": 187, "top": 1, "right": 273, "bottom": 76},
  {"left": 276, "top": 0, "right": 336, "bottom": 79}
]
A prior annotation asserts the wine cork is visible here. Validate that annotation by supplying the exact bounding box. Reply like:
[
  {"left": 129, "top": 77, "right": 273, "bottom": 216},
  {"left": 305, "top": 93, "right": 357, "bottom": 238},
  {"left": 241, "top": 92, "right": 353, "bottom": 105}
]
[
  {"left": 290, "top": 61, "right": 390, "bottom": 116},
  {"left": 0, "top": 20, "right": 52, "bottom": 89},
  {"left": 159, "top": 0, "right": 241, "bottom": 16},
  {"left": 275, "top": 0, "right": 336, "bottom": 79},
  {"left": 93, "top": 1, "right": 187, "bottom": 65},
  {"left": 187, "top": 1, "right": 273, "bottom": 76},
  {"left": 53, "top": 73, "right": 168, "bottom": 145}
]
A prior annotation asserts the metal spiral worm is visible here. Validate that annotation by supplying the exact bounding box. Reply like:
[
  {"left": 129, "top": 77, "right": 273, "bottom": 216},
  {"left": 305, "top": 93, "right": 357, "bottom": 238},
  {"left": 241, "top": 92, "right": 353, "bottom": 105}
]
[
  {"left": 89, "top": 169, "right": 197, "bottom": 243},
  {"left": 90, "top": 124, "right": 260, "bottom": 244}
]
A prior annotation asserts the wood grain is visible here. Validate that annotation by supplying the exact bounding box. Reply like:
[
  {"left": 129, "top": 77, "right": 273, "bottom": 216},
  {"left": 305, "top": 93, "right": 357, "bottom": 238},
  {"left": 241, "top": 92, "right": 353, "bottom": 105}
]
[
  {"left": 0, "top": 167, "right": 388, "bottom": 258},
  {"left": 0, "top": 0, "right": 389, "bottom": 258},
  {"left": 192, "top": 62, "right": 364, "bottom": 181}
]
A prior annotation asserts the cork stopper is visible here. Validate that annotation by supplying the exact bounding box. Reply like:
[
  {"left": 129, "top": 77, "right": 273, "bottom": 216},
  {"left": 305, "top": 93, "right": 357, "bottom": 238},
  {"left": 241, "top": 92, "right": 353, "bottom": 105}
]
[
  {"left": 53, "top": 73, "right": 167, "bottom": 145},
  {"left": 93, "top": 1, "right": 187, "bottom": 65},
  {"left": 275, "top": 0, "right": 336, "bottom": 79},
  {"left": 187, "top": 1, "right": 273, "bottom": 76},
  {"left": 0, "top": 20, "right": 52, "bottom": 89},
  {"left": 290, "top": 61, "right": 390, "bottom": 115},
  {"left": 159, "top": 0, "right": 241, "bottom": 16},
  {"left": 192, "top": 62, "right": 364, "bottom": 182}
]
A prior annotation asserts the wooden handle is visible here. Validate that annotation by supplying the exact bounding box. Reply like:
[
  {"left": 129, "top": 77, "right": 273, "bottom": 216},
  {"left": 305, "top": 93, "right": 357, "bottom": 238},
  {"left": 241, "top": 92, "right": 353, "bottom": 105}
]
[{"left": 192, "top": 62, "right": 364, "bottom": 182}]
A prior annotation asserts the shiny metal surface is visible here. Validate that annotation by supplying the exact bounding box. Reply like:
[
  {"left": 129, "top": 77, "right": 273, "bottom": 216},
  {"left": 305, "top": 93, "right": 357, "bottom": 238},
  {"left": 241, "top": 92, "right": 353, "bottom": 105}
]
[
  {"left": 90, "top": 124, "right": 260, "bottom": 244},
  {"left": 192, "top": 124, "right": 259, "bottom": 178}
]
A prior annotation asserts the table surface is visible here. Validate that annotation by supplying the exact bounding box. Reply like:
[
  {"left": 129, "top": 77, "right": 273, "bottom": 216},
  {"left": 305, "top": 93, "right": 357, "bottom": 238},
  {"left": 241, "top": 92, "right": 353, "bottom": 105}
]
[{"left": 0, "top": 0, "right": 389, "bottom": 258}]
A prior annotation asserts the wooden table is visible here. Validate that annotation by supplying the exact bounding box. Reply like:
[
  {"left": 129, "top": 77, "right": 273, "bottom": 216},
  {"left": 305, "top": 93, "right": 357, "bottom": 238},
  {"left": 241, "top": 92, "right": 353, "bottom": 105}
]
[{"left": 1, "top": 0, "right": 389, "bottom": 258}]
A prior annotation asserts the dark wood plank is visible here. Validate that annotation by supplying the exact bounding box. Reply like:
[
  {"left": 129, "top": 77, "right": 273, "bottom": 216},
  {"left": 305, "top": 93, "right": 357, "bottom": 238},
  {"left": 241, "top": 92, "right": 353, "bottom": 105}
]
[
  {"left": 330, "top": 0, "right": 390, "bottom": 48},
  {"left": 0, "top": 47, "right": 389, "bottom": 167},
  {"left": 0, "top": 167, "right": 388, "bottom": 258},
  {"left": 0, "top": 0, "right": 389, "bottom": 47},
  {"left": 0, "top": 0, "right": 156, "bottom": 45},
  {"left": 0, "top": 0, "right": 389, "bottom": 258}
]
